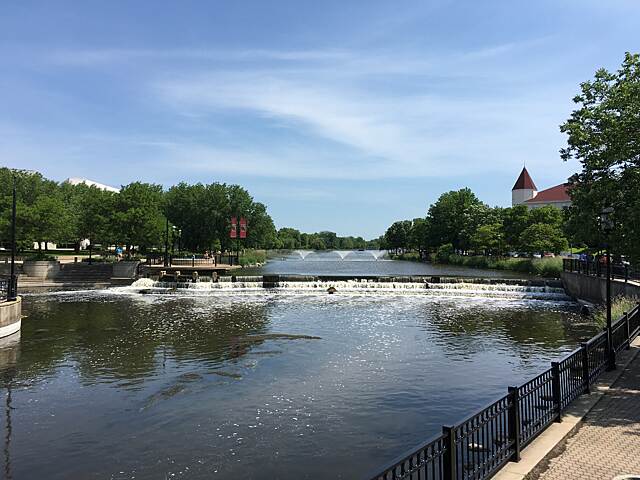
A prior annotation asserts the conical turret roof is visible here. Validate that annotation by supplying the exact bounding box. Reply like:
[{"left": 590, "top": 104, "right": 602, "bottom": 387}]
[{"left": 512, "top": 167, "right": 537, "bottom": 191}]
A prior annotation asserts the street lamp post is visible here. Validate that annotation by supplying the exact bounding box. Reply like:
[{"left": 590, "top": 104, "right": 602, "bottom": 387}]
[
  {"left": 600, "top": 206, "right": 615, "bottom": 371},
  {"left": 164, "top": 217, "right": 169, "bottom": 267},
  {"left": 8, "top": 175, "right": 17, "bottom": 301}
]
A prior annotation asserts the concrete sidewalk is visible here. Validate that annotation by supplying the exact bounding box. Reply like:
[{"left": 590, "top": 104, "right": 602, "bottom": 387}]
[{"left": 534, "top": 349, "right": 640, "bottom": 479}]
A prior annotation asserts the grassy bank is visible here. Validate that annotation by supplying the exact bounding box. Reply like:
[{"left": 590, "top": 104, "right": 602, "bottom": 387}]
[
  {"left": 593, "top": 296, "right": 639, "bottom": 328},
  {"left": 388, "top": 251, "right": 422, "bottom": 261},
  {"left": 434, "top": 254, "right": 563, "bottom": 277},
  {"left": 240, "top": 249, "right": 267, "bottom": 267}
]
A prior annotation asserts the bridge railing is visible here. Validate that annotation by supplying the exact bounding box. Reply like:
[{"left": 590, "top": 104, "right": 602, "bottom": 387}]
[
  {"left": 563, "top": 258, "right": 640, "bottom": 283},
  {"left": 365, "top": 303, "right": 640, "bottom": 480}
]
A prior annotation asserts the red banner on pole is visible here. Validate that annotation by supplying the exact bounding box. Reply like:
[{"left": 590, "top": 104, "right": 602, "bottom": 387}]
[
  {"left": 230, "top": 217, "right": 237, "bottom": 238},
  {"left": 239, "top": 217, "right": 247, "bottom": 239}
]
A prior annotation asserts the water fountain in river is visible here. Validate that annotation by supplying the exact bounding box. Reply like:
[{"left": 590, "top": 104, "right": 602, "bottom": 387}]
[{"left": 291, "top": 250, "right": 388, "bottom": 261}]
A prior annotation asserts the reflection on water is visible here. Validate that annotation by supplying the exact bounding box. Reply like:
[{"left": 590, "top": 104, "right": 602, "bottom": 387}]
[
  {"left": 2, "top": 288, "right": 597, "bottom": 480},
  {"left": 245, "top": 255, "right": 533, "bottom": 278}
]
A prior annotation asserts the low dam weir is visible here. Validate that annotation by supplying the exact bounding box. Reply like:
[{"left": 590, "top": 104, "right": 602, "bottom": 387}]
[{"left": 133, "top": 275, "right": 571, "bottom": 301}]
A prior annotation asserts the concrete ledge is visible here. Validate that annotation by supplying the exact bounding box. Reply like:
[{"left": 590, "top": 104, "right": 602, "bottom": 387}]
[
  {"left": 112, "top": 261, "right": 139, "bottom": 279},
  {"left": 493, "top": 338, "right": 640, "bottom": 480},
  {"left": 0, "top": 296, "right": 22, "bottom": 338},
  {"left": 23, "top": 260, "right": 61, "bottom": 278}
]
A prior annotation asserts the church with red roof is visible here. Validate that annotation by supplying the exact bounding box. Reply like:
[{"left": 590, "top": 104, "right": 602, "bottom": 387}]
[{"left": 511, "top": 167, "right": 571, "bottom": 209}]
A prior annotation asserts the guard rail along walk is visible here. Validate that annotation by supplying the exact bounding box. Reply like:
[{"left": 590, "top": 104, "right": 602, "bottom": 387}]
[
  {"left": 563, "top": 258, "right": 640, "bottom": 283},
  {"left": 366, "top": 303, "right": 640, "bottom": 480}
]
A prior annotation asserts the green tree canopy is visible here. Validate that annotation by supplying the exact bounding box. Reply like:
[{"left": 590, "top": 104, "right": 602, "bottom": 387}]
[
  {"left": 427, "top": 188, "right": 488, "bottom": 251},
  {"left": 560, "top": 52, "right": 640, "bottom": 261}
]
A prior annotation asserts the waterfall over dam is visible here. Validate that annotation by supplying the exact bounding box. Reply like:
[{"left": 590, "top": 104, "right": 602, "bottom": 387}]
[{"left": 127, "top": 275, "right": 571, "bottom": 301}]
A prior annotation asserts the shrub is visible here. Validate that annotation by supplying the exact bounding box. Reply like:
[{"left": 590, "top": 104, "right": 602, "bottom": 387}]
[
  {"left": 593, "top": 296, "right": 639, "bottom": 329},
  {"left": 240, "top": 249, "right": 267, "bottom": 267},
  {"left": 432, "top": 253, "right": 563, "bottom": 277},
  {"left": 435, "top": 244, "right": 455, "bottom": 263},
  {"left": 24, "top": 252, "right": 58, "bottom": 261}
]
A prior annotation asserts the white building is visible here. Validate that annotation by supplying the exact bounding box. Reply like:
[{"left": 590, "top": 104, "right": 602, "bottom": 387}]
[
  {"left": 66, "top": 177, "right": 120, "bottom": 193},
  {"left": 511, "top": 167, "right": 571, "bottom": 210}
]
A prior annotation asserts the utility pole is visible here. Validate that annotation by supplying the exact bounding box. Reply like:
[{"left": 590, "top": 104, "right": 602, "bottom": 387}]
[
  {"left": 600, "top": 206, "right": 615, "bottom": 371},
  {"left": 8, "top": 174, "right": 17, "bottom": 301}
]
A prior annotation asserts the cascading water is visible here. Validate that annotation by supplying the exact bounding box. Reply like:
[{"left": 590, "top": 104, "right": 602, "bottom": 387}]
[{"left": 126, "top": 276, "right": 572, "bottom": 301}]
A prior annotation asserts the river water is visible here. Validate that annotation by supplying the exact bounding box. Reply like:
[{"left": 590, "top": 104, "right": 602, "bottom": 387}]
[
  {"left": 244, "top": 253, "right": 531, "bottom": 278},
  {"left": 0, "top": 258, "right": 596, "bottom": 479}
]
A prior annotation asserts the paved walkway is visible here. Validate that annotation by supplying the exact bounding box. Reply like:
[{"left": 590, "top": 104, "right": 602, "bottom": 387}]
[{"left": 536, "top": 352, "right": 640, "bottom": 480}]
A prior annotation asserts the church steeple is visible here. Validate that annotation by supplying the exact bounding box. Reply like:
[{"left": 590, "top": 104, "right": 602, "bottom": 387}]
[
  {"left": 512, "top": 167, "right": 537, "bottom": 191},
  {"left": 511, "top": 167, "right": 538, "bottom": 206}
]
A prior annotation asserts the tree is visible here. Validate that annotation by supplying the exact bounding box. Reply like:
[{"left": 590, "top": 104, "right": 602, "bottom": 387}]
[
  {"left": 408, "top": 218, "right": 430, "bottom": 258},
  {"left": 65, "top": 183, "right": 116, "bottom": 250},
  {"left": 427, "top": 188, "right": 488, "bottom": 252},
  {"left": 519, "top": 223, "right": 568, "bottom": 255},
  {"left": 0, "top": 168, "right": 74, "bottom": 251},
  {"left": 501, "top": 205, "right": 530, "bottom": 252},
  {"left": 560, "top": 52, "right": 640, "bottom": 262},
  {"left": 471, "top": 223, "right": 504, "bottom": 255},
  {"left": 384, "top": 220, "right": 411, "bottom": 253},
  {"left": 113, "top": 182, "right": 165, "bottom": 254}
]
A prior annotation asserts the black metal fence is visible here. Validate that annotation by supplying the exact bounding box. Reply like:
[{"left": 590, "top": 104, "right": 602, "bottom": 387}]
[
  {"left": 366, "top": 304, "right": 640, "bottom": 480},
  {"left": 0, "top": 276, "right": 8, "bottom": 301},
  {"left": 0, "top": 275, "right": 17, "bottom": 302},
  {"left": 563, "top": 258, "right": 640, "bottom": 283},
  {"left": 146, "top": 253, "right": 240, "bottom": 267}
]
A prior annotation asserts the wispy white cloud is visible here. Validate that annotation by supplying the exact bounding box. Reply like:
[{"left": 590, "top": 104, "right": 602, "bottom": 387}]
[{"left": 4, "top": 37, "right": 575, "bottom": 183}]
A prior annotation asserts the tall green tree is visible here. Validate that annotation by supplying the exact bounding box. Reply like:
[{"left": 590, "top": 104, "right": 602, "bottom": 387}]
[
  {"left": 384, "top": 220, "right": 412, "bottom": 253},
  {"left": 519, "top": 223, "right": 568, "bottom": 256},
  {"left": 113, "top": 182, "right": 165, "bottom": 253},
  {"left": 427, "top": 188, "right": 488, "bottom": 252},
  {"left": 560, "top": 52, "right": 640, "bottom": 261}
]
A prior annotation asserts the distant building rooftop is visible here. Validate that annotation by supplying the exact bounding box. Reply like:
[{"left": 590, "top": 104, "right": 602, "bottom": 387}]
[
  {"left": 66, "top": 177, "right": 120, "bottom": 193},
  {"left": 524, "top": 183, "right": 571, "bottom": 204},
  {"left": 512, "top": 167, "right": 537, "bottom": 191}
]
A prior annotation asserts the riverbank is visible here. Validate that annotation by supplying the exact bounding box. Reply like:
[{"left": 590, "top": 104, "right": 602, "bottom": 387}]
[{"left": 389, "top": 253, "right": 563, "bottom": 278}]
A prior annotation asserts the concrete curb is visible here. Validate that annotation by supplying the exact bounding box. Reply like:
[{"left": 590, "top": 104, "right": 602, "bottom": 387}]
[{"left": 493, "top": 337, "right": 640, "bottom": 480}]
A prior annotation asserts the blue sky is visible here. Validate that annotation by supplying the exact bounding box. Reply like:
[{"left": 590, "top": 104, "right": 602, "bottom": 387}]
[{"left": 1, "top": 1, "right": 638, "bottom": 238}]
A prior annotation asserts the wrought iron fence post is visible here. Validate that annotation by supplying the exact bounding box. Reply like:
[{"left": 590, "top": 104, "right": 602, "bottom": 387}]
[
  {"left": 581, "top": 343, "right": 590, "bottom": 394},
  {"left": 551, "top": 362, "right": 562, "bottom": 422},
  {"left": 507, "top": 386, "right": 521, "bottom": 462},
  {"left": 442, "top": 425, "right": 457, "bottom": 480},
  {"left": 624, "top": 312, "right": 630, "bottom": 349}
]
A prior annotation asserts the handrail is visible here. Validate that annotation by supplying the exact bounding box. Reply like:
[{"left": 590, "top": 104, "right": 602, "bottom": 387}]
[
  {"left": 365, "top": 304, "right": 640, "bottom": 480},
  {"left": 563, "top": 258, "right": 640, "bottom": 283}
]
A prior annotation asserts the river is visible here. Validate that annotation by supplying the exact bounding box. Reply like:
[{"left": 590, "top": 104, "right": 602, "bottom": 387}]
[{"left": 0, "top": 256, "right": 595, "bottom": 479}]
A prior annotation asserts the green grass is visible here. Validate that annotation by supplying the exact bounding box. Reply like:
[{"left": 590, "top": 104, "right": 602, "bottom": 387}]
[
  {"left": 436, "top": 254, "right": 563, "bottom": 278},
  {"left": 240, "top": 249, "right": 267, "bottom": 267},
  {"left": 388, "top": 251, "right": 422, "bottom": 261},
  {"left": 593, "top": 296, "right": 639, "bottom": 328}
]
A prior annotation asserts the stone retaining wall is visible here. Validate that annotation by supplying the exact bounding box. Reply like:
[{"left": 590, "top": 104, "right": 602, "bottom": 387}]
[{"left": 561, "top": 271, "right": 640, "bottom": 304}]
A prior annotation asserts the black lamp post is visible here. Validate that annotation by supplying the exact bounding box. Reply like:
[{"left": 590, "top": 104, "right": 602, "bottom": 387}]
[
  {"left": 170, "top": 226, "right": 177, "bottom": 255},
  {"left": 8, "top": 174, "right": 17, "bottom": 301},
  {"left": 600, "top": 206, "right": 615, "bottom": 371},
  {"left": 164, "top": 217, "right": 169, "bottom": 267}
]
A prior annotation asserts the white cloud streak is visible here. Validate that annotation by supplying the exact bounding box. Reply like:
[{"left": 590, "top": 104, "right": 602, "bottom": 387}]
[{"left": 4, "top": 39, "right": 575, "bottom": 182}]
